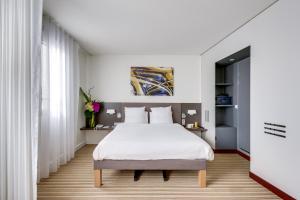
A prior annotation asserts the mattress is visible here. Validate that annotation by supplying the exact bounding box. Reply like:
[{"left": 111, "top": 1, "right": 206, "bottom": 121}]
[{"left": 93, "top": 123, "right": 214, "bottom": 161}]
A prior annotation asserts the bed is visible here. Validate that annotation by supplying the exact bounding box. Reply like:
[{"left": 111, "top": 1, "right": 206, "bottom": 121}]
[{"left": 93, "top": 123, "right": 214, "bottom": 188}]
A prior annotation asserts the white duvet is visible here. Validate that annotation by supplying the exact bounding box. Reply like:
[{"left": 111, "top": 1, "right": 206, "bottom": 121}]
[{"left": 93, "top": 123, "right": 214, "bottom": 161}]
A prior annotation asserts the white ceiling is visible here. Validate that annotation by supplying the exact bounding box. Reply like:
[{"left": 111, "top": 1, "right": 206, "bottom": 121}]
[{"left": 43, "top": 0, "right": 277, "bottom": 55}]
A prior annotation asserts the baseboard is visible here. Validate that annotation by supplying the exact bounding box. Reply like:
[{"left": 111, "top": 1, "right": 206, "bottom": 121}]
[
  {"left": 214, "top": 149, "right": 238, "bottom": 153},
  {"left": 249, "top": 172, "right": 295, "bottom": 200},
  {"left": 237, "top": 150, "right": 250, "bottom": 161},
  {"left": 214, "top": 149, "right": 251, "bottom": 161},
  {"left": 215, "top": 150, "right": 294, "bottom": 199},
  {"left": 75, "top": 141, "right": 86, "bottom": 151}
]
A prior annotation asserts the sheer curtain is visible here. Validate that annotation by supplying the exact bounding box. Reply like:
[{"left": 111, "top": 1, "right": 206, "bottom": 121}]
[
  {"left": 0, "top": 0, "right": 43, "bottom": 200},
  {"left": 38, "top": 16, "right": 80, "bottom": 180}
]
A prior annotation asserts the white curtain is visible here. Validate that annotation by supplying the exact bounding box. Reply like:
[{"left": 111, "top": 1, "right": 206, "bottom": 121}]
[
  {"left": 0, "top": 0, "right": 43, "bottom": 200},
  {"left": 38, "top": 16, "right": 80, "bottom": 180}
]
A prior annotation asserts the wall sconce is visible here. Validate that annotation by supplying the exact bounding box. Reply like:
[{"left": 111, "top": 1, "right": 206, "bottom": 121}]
[
  {"left": 106, "top": 109, "right": 116, "bottom": 115},
  {"left": 187, "top": 109, "right": 197, "bottom": 116}
]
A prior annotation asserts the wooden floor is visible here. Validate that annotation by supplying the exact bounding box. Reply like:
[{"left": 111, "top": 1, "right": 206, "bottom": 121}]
[{"left": 38, "top": 145, "right": 279, "bottom": 200}]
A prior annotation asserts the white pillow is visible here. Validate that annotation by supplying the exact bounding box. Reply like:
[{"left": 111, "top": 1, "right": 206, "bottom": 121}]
[
  {"left": 150, "top": 106, "right": 173, "bottom": 124},
  {"left": 124, "top": 107, "right": 148, "bottom": 124}
]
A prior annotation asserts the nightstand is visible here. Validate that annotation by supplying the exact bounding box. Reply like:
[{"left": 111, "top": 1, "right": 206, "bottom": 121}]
[
  {"left": 80, "top": 126, "right": 114, "bottom": 144},
  {"left": 186, "top": 127, "right": 208, "bottom": 138}
]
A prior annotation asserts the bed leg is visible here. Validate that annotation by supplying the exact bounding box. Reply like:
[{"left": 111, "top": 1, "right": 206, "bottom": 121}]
[
  {"left": 198, "top": 170, "right": 206, "bottom": 188},
  {"left": 134, "top": 170, "right": 144, "bottom": 181},
  {"left": 162, "top": 170, "right": 170, "bottom": 181},
  {"left": 94, "top": 169, "right": 102, "bottom": 187}
]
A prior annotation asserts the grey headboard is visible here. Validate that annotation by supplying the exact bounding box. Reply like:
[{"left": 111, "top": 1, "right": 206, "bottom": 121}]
[
  {"left": 121, "top": 103, "right": 182, "bottom": 124},
  {"left": 95, "top": 102, "right": 201, "bottom": 127}
]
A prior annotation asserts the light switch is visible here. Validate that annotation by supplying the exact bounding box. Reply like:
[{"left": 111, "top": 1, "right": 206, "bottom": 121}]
[{"left": 205, "top": 110, "right": 209, "bottom": 122}]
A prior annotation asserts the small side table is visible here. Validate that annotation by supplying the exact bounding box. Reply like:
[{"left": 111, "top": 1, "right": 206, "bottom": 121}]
[
  {"left": 80, "top": 126, "right": 114, "bottom": 144},
  {"left": 186, "top": 127, "right": 208, "bottom": 138}
]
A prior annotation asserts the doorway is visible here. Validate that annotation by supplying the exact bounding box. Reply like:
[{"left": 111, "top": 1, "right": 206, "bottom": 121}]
[{"left": 215, "top": 46, "right": 250, "bottom": 155}]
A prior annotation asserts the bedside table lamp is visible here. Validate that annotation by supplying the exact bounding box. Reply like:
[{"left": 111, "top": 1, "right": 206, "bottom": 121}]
[{"left": 187, "top": 109, "right": 197, "bottom": 116}]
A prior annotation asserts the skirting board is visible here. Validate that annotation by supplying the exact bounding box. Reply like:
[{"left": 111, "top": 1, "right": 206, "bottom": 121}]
[
  {"left": 75, "top": 141, "right": 86, "bottom": 152},
  {"left": 214, "top": 149, "right": 250, "bottom": 161},
  {"left": 215, "top": 150, "right": 294, "bottom": 199},
  {"left": 237, "top": 150, "right": 250, "bottom": 161},
  {"left": 249, "top": 172, "right": 295, "bottom": 200},
  {"left": 214, "top": 149, "right": 237, "bottom": 153}
]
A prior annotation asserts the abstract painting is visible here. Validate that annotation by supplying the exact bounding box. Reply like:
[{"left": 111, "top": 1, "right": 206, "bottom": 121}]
[{"left": 130, "top": 66, "right": 174, "bottom": 96}]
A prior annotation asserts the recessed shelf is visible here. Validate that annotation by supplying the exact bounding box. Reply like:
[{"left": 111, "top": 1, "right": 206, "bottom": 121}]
[
  {"left": 216, "top": 105, "right": 234, "bottom": 107},
  {"left": 216, "top": 124, "right": 235, "bottom": 128},
  {"left": 216, "top": 83, "right": 232, "bottom": 86}
]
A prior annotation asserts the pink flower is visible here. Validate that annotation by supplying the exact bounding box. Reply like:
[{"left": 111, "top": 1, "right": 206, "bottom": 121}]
[{"left": 92, "top": 102, "right": 100, "bottom": 113}]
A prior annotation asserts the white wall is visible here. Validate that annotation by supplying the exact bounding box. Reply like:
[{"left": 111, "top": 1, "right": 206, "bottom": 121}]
[
  {"left": 201, "top": 0, "right": 299, "bottom": 198},
  {"left": 76, "top": 49, "right": 90, "bottom": 150},
  {"left": 87, "top": 55, "right": 201, "bottom": 103}
]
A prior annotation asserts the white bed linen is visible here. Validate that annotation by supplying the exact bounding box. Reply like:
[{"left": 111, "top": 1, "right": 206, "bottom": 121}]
[
  {"left": 93, "top": 123, "right": 214, "bottom": 161},
  {"left": 150, "top": 106, "right": 173, "bottom": 124}
]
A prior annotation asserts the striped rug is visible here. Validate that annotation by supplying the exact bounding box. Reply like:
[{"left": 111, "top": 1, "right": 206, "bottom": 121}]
[{"left": 38, "top": 145, "right": 279, "bottom": 199}]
